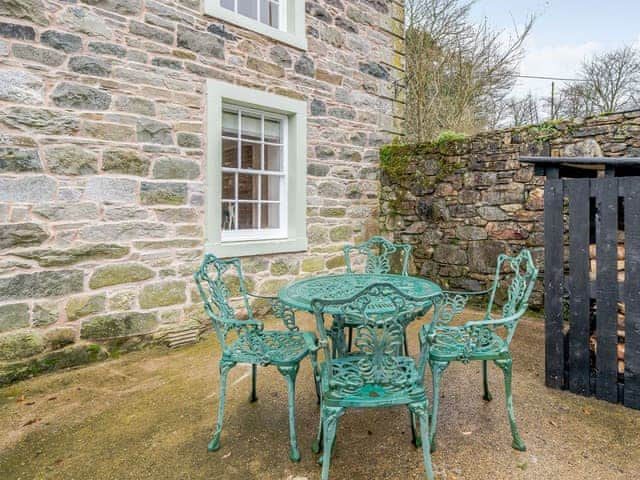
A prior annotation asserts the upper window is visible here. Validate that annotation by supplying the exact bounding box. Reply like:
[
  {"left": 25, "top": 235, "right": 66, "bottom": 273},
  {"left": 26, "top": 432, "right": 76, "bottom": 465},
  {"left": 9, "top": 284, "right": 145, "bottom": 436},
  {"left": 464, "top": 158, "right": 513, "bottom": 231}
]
[
  {"left": 204, "top": 0, "right": 306, "bottom": 50},
  {"left": 206, "top": 79, "right": 307, "bottom": 257}
]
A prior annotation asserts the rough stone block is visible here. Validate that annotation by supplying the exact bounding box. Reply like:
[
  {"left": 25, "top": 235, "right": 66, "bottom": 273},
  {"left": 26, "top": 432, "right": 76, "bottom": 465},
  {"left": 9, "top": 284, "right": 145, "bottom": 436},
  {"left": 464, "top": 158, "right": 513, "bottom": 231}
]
[
  {"left": 177, "top": 24, "right": 224, "bottom": 58},
  {"left": 0, "top": 147, "right": 41, "bottom": 172},
  {"left": 80, "top": 222, "right": 168, "bottom": 241},
  {"left": 139, "top": 280, "right": 186, "bottom": 308},
  {"left": 84, "top": 177, "right": 138, "bottom": 204},
  {"left": 12, "top": 43, "right": 65, "bottom": 67},
  {"left": 32, "top": 302, "right": 58, "bottom": 327},
  {"left": 80, "top": 312, "right": 157, "bottom": 340},
  {"left": 45, "top": 145, "right": 98, "bottom": 175},
  {"left": 0, "top": 330, "right": 45, "bottom": 361},
  {"left": 43, "top": 327, "right": 77, "bottom": 350},
  {"left": 88, "top": 41, "right": 127, "bottom": 57},
  {"left": 0, "top": 0, "right": 49, "bottom": 26},
  {"left": 89, "top": 263, "right": 155, "bottom": 289},
  {"left": 0, "top": 270, "right": 84, "bottom": 301},
  {"left": 51, "top": 83, "right": 111, "bottom": 110},
  {"left": 0, "top": 223, "right": 48, "bottom": 250},
  {"left": 80, "top": 0, "right": 141, "bottom": 16},
  {"left": 0, "top": 106, "right": 79, "bottom": 135},
  {"left": 41, "top": 30, "right": 82, "bottom": 53},
  {"left": 0, "top": 304, "right": 30, "bottom": 333},
  {"left": 69, "top": 55, "right": 112, "bottom": 77},
  {"left": 152, "top": 157, "right": 200, "bottom": 179},
  {"left": 114, "top": 96, "right": 156, "bottom": 116},
  {"left": 140, "top": 182, "right": 187, "bottom": 205},
  {"left": 66, "top": 294, "right": 106, "bottom": 321},
  {"left": 130, "top": 20, "right": 174, "bottom": 45},
  {"left": 136, "top": 118, "right": 173, "bottom": 144},
  {"left": 32, "top": 203, "right": 100, "bottom": 222},
  {"left": 0, "top": 68, "right": 43, "bottom": 105},
  {"left": 102, "top": 148, "right": 150, "bottom": 176}
]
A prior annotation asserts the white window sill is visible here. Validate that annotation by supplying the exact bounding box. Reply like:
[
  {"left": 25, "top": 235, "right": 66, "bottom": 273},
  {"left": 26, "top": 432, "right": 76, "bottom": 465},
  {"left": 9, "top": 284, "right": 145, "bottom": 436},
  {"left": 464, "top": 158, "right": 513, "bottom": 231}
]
[
  {"left": 206, "top": 236, "right": 307, "bottom": 258},
  {"left": 204, "top": 2, "right": 307, "bottom": 51}
]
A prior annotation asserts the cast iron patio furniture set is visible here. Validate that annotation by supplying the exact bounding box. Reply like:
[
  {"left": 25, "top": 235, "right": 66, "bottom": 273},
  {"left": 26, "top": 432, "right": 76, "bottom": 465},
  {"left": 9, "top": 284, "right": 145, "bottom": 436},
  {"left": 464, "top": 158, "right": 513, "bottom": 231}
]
[{"left": 194, "top": 237, "right": 538, "bottom": 479}]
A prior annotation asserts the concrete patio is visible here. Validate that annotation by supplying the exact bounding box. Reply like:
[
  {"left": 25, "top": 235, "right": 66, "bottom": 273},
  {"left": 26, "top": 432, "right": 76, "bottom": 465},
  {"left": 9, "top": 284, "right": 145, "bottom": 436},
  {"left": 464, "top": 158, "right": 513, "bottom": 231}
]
[{"left": 1, "top": 311, "right": 639, "bottom": 480}]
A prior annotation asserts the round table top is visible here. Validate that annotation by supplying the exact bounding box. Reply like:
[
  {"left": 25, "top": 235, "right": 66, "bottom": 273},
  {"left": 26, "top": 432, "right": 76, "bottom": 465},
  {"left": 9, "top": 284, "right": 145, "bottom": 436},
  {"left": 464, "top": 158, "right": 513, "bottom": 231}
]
[{"left": 278, "top": 273, "right": 442, "bottom": 313}]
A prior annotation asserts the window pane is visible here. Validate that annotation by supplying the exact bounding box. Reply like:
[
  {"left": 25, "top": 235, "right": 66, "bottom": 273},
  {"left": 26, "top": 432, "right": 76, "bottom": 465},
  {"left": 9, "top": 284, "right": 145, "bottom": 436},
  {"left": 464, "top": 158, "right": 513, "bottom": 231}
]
[
  {"left": 241, "top": 113, "right": 261, "bottom": 141},
  {"left": 261, "top": 175, "right": 280, "bottom": 201},
  {"left": 222, "top": 111, "right": 238, "bottom": 137},
  {"left": 260, "top": 0, "right": 279, "bottom": 28},
  {"left": 237, "top": 173, "right": 259, "bottom": 200},
  {"left": 264, "top": 118, "right": 281, "bottom": 143},
  {"left": 237, "top": 0, "right": 258, "bottom": 20},
  {"left": 238, "top": 203, "right": 259, "bottom": 229},
  {"left": 264, "top": 145, "right": 282, "bottom": 171},
  {"left": 240, "top": 142, "right": 261, "bottom": 170},
  {"left": 222, "top": 172, "right": 235, "bottom": 199},
  {"left": 221, "top": 202, "right": 235, "bottom": 230},
  {"left": 222, "top": 138, "right": 238, "bottom": 168},
  {"left": 261, "top": 203, "right": 280, "bottom": 229}
]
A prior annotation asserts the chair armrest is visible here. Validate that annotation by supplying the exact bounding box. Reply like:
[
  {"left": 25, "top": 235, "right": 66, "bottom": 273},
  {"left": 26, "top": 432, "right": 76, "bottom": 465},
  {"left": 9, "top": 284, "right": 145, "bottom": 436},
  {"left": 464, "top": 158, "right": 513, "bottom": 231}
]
[{"left": 247, "top": 293, "right": 299, "bottom": 331}]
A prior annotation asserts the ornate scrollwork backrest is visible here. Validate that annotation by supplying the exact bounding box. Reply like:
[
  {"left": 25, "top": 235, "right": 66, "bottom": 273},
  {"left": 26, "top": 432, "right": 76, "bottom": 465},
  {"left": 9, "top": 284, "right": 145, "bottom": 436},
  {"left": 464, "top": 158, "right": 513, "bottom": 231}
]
[
  {"left": 312, "top": 283, "right": 429, "bottom": 389},
  {"left": 343, "top": 236, "right": 411, "bottom": 275},
  {"left": 193, "top": 253, "right": 255, "bottom": 347},
  {"left": 487, "top": 249, "right": 539, "bottom": 319}
]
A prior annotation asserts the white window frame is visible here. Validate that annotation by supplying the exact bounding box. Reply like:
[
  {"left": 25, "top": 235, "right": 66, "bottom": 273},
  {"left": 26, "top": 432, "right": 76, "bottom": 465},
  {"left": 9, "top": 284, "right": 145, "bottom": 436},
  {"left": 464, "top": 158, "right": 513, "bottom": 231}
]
[
  {"left": 206, "top": 79, "right": 307, "bottom": 257},
  {"left": 204, "top": 0, "right": 307, "bottom": 51}
]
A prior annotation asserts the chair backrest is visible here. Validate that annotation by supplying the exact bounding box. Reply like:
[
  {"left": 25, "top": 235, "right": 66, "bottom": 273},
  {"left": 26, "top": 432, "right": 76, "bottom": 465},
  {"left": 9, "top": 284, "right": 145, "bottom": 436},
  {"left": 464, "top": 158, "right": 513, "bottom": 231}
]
[
  {"left": 193, "top": 254, "right": 254, "bottom": 346},
  {"left": 485, "top": 249, "right": 539, "bottom": 321},
  {"left": 312, "top": 283, "right": 430, "bottom": 389},
  {"left": 343, "top": 236, "right": 411, "bottom": 275}
]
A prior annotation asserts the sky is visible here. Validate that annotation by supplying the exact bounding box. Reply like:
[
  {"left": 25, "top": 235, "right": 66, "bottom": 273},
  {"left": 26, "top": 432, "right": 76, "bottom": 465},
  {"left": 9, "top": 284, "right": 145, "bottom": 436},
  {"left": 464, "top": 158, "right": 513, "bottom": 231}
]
[{"left": 470, "top": 0, "right": 640, "bottom": 100}]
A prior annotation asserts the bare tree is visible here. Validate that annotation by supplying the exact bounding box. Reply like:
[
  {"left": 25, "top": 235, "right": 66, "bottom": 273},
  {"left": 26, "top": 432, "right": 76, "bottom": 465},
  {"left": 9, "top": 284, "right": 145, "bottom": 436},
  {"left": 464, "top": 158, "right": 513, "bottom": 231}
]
[
  {"left": 404, "top": 0, "right": 535, "bottom": 141},
  {"left": 501, "top": 92, "right": 540, "bottom": 127}
]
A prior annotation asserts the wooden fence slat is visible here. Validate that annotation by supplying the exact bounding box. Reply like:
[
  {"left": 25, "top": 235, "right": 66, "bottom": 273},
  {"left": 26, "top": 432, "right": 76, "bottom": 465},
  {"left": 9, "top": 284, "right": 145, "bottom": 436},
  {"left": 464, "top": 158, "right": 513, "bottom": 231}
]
[
  {"left": 623, "top": 177, "right": 640, "bottom": 409},
  {"left": 567, "top": 179, "right": 591, "bottom": 395},
  {"left": 594, "top": 178, "right": 619, "bottom": 402},
  {"left": 544, "top": 179, "right": 565, "bottom": 389}
]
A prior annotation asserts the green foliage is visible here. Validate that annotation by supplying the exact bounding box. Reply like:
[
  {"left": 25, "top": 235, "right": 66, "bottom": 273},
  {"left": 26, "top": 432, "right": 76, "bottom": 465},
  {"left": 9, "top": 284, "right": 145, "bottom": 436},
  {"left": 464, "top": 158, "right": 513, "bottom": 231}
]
[
  {"left": 526, "top": 120, "right": 563, "bottom": 141},
  {"left": 433, "top": 130, "right": 467, "bottom": 146}
]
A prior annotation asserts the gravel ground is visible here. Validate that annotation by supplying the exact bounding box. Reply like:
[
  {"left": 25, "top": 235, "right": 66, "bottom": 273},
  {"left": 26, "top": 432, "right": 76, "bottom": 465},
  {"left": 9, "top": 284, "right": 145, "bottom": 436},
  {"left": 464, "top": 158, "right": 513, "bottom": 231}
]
[{"left": 1, "top": 311, "right": 639, "bottom": 480}]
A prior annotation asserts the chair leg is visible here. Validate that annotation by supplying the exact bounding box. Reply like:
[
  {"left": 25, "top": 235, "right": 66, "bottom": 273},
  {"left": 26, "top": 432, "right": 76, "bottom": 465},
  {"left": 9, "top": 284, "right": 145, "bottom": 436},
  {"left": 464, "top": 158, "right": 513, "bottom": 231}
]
[
  {"left": 278, "top": 365, "right": 301, "bottom": 462},
  {"left": 208, "top": 360, "right": 235, "bottom": 452},
  {"left": 403, "top": 325, "right": 410, "bottom": 356},
  {"left": 482, "top": 360, "right": 492, "bottom": 402},
  {"left": 312, "top": 410, "right": 323, "bottom": 454},
  {"left": 494, "top": 358, "right": 526, "bottom": 451},
  {"left": 429, "top": 360, "right": 449, "bottom": 453},
  {"left": 321, "top": 406, "right": 344, "bottom": 480},
  {"left": 250, "top": 364, "right": 258, "bottom": 403},
  {"left": 310, "top": 350, "right": 321, "bottom": 405},
  {"left": 410, "top": 402, "right": 434, "bottom": 480},
  {"left": 409, "top": 408, "right": 419, "bottom": 447},
  {"left": 347, "top": 326, "right": 353, "bottom": 353}
]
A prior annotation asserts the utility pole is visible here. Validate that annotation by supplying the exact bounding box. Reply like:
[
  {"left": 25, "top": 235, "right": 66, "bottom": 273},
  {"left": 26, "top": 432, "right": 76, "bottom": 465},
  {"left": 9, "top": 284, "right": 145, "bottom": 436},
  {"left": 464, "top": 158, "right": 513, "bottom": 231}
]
[{"left": 550, "top": 81, "right": 555, "bottom": 120}]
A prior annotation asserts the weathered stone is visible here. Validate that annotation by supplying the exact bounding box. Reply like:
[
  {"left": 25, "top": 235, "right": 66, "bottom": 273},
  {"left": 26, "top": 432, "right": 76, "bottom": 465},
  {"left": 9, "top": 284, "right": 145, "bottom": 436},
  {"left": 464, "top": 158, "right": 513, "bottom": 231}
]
[
  {"left": 329, "top": 225, "right": 352, "bottom": 242},
  {"left": 45, "top": 144, "right": 98, "bottom": 175},
  {"left": 0, "top": 106, "right": 79, "bottom": 135},
  {"left": 177, "top": 24, "right": 224, "bottom": 58},
  {"left": 456, "top": 225, "right": 488, "bottom": 241},
  {"left": 335, "top": 16, "right": 358, "bottom": 33},
  {"left": 89, "top": 263, "right": 155, "bottom": 289},
  {"left": 15, "top": 244, "right": 129, "bottom": 267},
  {"left": 140, "top": 182, "right": 187, "bottom": 205},
  {"left": 247, "top": 57, "right": 284, "bottom": 77},
  {"left": 114, "top": 96, "right": 156, "bottom": 116},
  {"left": 307, "top": 163, "right": 330, "bottom": 177},
  {"left": 84, "top": 177, "right": 138, "bottom": 204},
  {"left": 81, "top": 121, "right": 135, "bottom": 142},
  {"left": 139, "top": 280, "right": 186, "bottom": 309},
  {"left": 80, "top": 0, "right": 141, "bottom": 15},
  {"left": 0, "top": 69, "right": 43, "bottom": 105},
  {"left": 562, "top": 138, "right": 603, "bottom": 157},
  {"left": 258, "top": 278, "right": 289, "bottom": 295},
  {"left": 478, "top": 206, "right": 509, "bottom": 221},
  {"left": 80, "top": 312, "right": 157, "bottom": 340},
  {"left": 12, "top": 43, "right": 65, "bottom": 67},
  {"left": 103, "top": 149, "right": 150, "bottom": 176},
  {"left": 69, "top": 56, "right": 112, "bottom": 77},
  {"left": 308, "top": 224, "right": 329, "bottom": 244},
  {"left": 130, "top": 20, "right": 174, "bottom": 45},
  {"left": 310, "top": 99, "right": 326, "bottom": 116},
  {"left": 41, "top": 30, "right": 82, "bottom": 53},
  {"left": 315, "top": 145, "right": 335, "bottom": 159},
  {"left": 359, "top": 62, "right": 389, "bottom": 80},
  {"left": 0, "top": 176, "right": 57, "bottom": 202},
  {"left": 151, "top": 57, "right": 182, "bottom": 70},
  {"left": 329, "top": 107, "right": 355, "bottom": 120},
  {"left": 66, "top": 294, "right": 106, "bottom": 321},
  {"left": 52, "top": 83, "right": 111, "bottom": 110},
  {"left": 104, "top": 206, "right": 149, "bottom": 221},
  {"left": 137, "top": 118, "right": 173, "bottom": 144},
  {"left": 80, "top": 222, "right": 168, "bottom": 241},
  {"left": 0, "top": 331, "right": 45, "bottom": 361},
  {"left": 133, "top": 239, "right": 199, "bottom": 249},
  {"left": 294, "top": 55, "right": 315, "bottom": 77},
  {"left": 0, "top": 270, "right": 84, "bottom": 301},
  {"left": 468, "top": 241, "right": 506, "bottom": 274},
  {"left": 0, "top": 147, "right": 41, "bottom": 172},
  {"left": 177, "top": 132, "right": 201, "bottom": 148},
  {"left": 0, "top": 223, "right": 48, "bottom": 250},
  {"left": 0, "top": 304, "right": 29, "bottom": 333},
  {"left": 305, "top": 2, "right": 331, "bottom": 22},
  {"left": 152, "top": 157, "right": 200, "bottom": 179},
  {"left": 433, "top": 245, "right": 467, "bottom": 265},
  {"left": 207, "top": 23, "right": 236, "bottom": 41},
  {"left": 61, "top": 7, "right": 112, "bottom": 38},
  {"left": 0, "top": 0, "right": 49, "bottom": 26},
  {"left": 88, "top": 41, "right": 127, "bottom": 57},
  {"left": 44, "top": 327, "right": 76, "bottom": 350},
  {"left": 153, "top": 207, "right": 198, "bottom": 223},
  {"left": 0, "top": 22, "right": 35, "bottom": 40},
  {"left": 33, "top": 202, "right": 99, "bottom": 222},
  {"left": 302, "top": 256, "right": 324, "bottom": 273},
  {"left": 32, "top": 302, "right": 58, "bottom": 327},
  {"left": 320, "top": 207, "right": 346, "bottom": 217},
  {"left": 108, "top": 291, "right": 136, "bottom": 311},
  {"left": 270, "top": 259, "right": 299, "bottom": 276}
]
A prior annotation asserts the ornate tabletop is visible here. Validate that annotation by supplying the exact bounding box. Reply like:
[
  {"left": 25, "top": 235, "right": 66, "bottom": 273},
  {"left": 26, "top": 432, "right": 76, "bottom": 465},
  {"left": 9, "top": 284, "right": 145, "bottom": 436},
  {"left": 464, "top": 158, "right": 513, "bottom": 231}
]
[{"left": 278, "top": 273, "right": 442, "bottom": 314}]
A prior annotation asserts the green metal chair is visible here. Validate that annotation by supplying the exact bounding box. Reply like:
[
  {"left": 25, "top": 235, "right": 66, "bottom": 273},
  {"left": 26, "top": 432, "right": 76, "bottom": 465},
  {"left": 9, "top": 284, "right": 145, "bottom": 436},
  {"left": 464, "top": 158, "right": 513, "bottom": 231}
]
[
  {"left": 311, "top": 283, "right": 435, "bottom": 480},
  {"left": 343, "top": 236, "right": 413, "bottom": 354},
  {"left": 421, "top": 249, "right": 538, "bottom": 453},
  {"left": 194, "top": 253, "right": 318, "bottom": 462}
]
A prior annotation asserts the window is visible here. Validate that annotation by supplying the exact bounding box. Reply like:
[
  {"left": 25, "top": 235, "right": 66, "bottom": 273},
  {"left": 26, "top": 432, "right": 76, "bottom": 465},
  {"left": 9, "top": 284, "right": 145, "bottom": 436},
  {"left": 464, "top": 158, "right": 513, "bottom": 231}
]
[
  {"left": 204, "top": 0, "right": 306, "bottom": 50},
  {"left": 206, "top": 79, "right": 307, "bottom": 257}
]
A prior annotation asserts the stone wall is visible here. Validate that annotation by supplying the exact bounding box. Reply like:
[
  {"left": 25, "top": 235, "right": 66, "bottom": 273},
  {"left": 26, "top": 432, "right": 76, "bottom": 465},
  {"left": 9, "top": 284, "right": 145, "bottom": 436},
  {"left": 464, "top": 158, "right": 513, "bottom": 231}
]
[
  {"left": 380, "top": 110, "right": 640, "bottom": 309},
  {"left": 0, "top": 0, "right": 405, "bottom": 383}
]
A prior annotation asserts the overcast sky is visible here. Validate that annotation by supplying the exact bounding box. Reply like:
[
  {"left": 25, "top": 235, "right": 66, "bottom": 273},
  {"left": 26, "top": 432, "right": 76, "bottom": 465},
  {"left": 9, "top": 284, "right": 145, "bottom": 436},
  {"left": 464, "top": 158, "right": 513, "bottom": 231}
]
[{"left": 470, "top": 0, "right": 640, "bottom": 100}]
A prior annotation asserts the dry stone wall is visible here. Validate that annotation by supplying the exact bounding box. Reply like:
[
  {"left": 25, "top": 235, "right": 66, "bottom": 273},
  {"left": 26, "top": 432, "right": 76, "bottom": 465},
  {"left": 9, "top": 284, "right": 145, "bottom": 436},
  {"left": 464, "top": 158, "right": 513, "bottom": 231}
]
[
  {"left": 380, "top": 110, "right": 640, "bottom": 309},
  {"left": 0, "top": 0, "right": 405, "bottom": 384}
]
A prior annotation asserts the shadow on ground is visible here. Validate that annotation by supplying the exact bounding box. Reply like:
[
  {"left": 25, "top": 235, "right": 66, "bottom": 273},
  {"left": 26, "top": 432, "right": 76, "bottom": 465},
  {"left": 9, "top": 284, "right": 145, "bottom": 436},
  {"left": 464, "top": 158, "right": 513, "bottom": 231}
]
[{"left": 1, "top": 311, "right": 639, "bottom": 480}]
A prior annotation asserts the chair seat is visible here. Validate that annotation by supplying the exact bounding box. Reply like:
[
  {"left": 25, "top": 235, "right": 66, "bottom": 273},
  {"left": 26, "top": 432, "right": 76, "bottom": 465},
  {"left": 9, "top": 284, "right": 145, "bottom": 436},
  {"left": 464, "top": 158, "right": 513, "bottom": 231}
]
[
  {"left": 320, "top": 355, "right": 426, "bottom": 407},
  {"left": 226, "top": 330, "right": 315, "bottom": 365},
  {"left": 426, "top": 326, "right": 508, "bottom": 361}
]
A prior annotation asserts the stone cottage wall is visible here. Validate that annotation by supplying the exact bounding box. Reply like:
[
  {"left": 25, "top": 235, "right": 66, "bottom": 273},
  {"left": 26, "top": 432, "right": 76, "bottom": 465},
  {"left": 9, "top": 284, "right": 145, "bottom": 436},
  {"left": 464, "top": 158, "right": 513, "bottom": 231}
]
[
  {"left": 380, "top": 110, "right": 640, "bottom": 309},
  {"left": 0, "top": 0, "right": 405, "bottom": 383}
]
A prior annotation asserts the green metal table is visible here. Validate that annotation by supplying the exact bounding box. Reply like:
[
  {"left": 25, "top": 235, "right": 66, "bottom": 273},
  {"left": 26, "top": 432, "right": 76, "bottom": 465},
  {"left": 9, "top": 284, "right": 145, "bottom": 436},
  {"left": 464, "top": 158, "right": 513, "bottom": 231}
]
[{"left": 279, "top": 274, "right": 442, "bottom": 355}]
